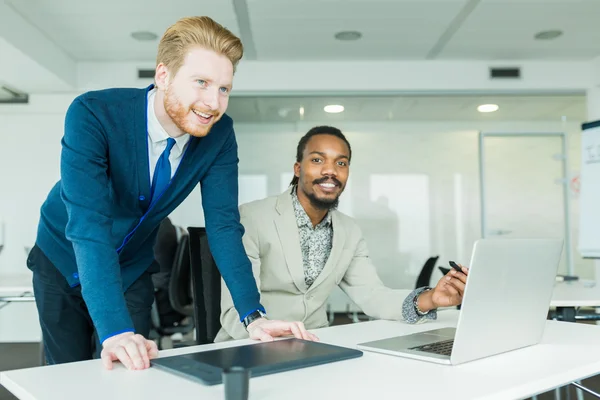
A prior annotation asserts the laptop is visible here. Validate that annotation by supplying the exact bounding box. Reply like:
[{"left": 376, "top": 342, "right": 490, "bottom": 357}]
[
  {"left": 357, "top": 238, "right": 563, "bottom": 365},
  {"left": 152, "top": 338, "right": 363, "bottom": 385}
]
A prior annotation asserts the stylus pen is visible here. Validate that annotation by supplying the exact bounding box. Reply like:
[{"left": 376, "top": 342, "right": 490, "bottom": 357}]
[{"left": 449, "top": 261, "right": 462, "bottom": 273}]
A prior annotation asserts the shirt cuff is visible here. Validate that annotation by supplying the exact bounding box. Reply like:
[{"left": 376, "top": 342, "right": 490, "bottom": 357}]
[{"left": 402, "top": 287, "right": 438, "bottom": 324}]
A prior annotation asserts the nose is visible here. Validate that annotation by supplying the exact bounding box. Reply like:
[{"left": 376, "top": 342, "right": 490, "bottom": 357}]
[
  {"left": 202, "top": 87, "right": 219, "bottom": 111},
  {"left": 321, "top": 160, "right": 337, "bottom": 177}
]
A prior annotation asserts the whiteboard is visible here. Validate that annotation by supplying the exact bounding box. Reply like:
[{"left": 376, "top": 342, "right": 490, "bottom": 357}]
[{"left": 578, "top": 121, "right": 600, "bottom": 258}]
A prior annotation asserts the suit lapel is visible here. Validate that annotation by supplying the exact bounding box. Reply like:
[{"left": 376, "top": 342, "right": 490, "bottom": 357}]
[
  {"left": 274, "top": 189, "right": 308, "bottom": 293},
  {"left": 307, "top": 211, "right": 346, "bottom": 291},
  {"left": 134, "top": 86, "right": 152, "bottom": 212}
]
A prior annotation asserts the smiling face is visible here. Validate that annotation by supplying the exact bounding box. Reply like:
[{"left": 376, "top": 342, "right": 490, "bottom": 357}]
[
  {"left": 294, "top": 134, "right": 350, "bottom": 210},
  {"left": 154, "top": 46, "right": 233, "bottom": 138}
]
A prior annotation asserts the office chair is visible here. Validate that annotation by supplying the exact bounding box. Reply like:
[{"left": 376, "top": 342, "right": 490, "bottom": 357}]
[
  {"left": 150, "top": 233, "right": 195, "bottom": 349},
  {"left": 168, "top": 234, "right": 194, "bottom": 317},
  {"left": 187, "top": 227, "right": 222, "bottom": 345},
  {"left": 415, "top": 256, "right": 439, "bottom": 289}
]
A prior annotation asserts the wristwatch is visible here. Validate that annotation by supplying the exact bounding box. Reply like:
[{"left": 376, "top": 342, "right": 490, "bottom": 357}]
[
  {"left": 413, "top": 287, "right": 432, "bottom": 316},
  {"left": 242, "top": 309, "right": 266, "bottom": 330}
]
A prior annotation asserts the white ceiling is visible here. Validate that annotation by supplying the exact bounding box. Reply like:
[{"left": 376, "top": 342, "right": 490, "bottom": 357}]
[
  {"left": 226, "top": 94, "right": 587, "bottom": 123},
  {"left": 4, "top": 0, "right": 600, "bottom": 62},
  {"left": 4, "top": 0, "right": 240, "bottom": 61}
]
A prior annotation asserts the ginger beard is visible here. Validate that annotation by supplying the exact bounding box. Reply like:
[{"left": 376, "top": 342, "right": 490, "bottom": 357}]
[{"left": 164, "top": 84, "right": 221, "bottom": 138}]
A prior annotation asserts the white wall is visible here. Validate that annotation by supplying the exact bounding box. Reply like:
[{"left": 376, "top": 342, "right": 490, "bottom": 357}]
[
  {"left": 75, "top": 60, "right": 595, "bottom": 95},
  {"left": 239, "top": 121, "right": 589, "bottom": 274},
  {"left": 0, "top": 99, "right": 592, "bottom": 341}
]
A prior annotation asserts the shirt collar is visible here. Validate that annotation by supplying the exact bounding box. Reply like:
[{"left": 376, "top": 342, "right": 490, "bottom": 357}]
[
  {"left": 147, "top": 88, "right": 190, "bottom": 157},
  {"left": 291, "top": 186, "right": 332, "bottom": 228}
]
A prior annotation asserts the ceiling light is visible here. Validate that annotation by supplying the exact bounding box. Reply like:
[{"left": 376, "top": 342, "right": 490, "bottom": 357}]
[
  {"left": 334, "top": 31, "right": 362, "bottom": 41},
  {"left": 477, "top": 104, "right": 499, "bottom": 113},
  {"left": 534, "top": 30, "right": 563, "bottom": 40},
  {"left": 324, "top": 104, "right": 344, "bottom": 113},
  {"left": 299, "top": 106, "right": 305, "bottom": 116},
  {"left": 131, "top": 31, "right": 158, "bottom": 41},
  {"left": 278, "top": 108, "right": 291, "bottom": 118}
]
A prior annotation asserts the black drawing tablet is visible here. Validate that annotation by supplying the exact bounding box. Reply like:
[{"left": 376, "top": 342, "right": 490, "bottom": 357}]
[{"left": 151, "top": 338, "right": 363, "bottom": 385}]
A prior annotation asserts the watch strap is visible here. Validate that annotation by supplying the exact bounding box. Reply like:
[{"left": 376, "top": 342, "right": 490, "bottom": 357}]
[{"left": 242, "top": 310, "right": 266, "bottom": 329}]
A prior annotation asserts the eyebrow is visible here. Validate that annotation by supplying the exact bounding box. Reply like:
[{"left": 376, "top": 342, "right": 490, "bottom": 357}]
[{"left": 309, "top": 151, "right": 349, "bottom": 160}]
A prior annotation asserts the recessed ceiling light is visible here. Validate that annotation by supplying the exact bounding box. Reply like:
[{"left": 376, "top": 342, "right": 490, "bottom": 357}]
[
  {"left": 278, "top": 108, "right": 291, "bottom": 118},
  {"left": 324, "top": 104, "right": 344, "bottom": 113},
  {"left": 477, "top": 104, "right": 499, "bottom": 113},
  {"left": 131, "top": 31, "right": 158, "bottom": 41},
  {"left": 534, "top": 30, "right": 563, "bottom": 40},
  {"left": 334, "top": 31, "right": 362, "bottom": 41}
]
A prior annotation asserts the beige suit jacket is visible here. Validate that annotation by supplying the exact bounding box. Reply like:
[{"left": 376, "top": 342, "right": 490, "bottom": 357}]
[{"left": 214, "top": 188, "right": 412, "bottom": 342}]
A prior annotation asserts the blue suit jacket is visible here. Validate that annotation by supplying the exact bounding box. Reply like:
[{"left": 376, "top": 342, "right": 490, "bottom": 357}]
[{"left": 35, "top": 85, "right": 263, "bottom": 341}]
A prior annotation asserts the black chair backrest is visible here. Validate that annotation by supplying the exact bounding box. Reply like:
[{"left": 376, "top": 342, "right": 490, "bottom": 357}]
[
  {"left": 187, "top": 227, "right": 222, "bottom": 345},
  {"left": 415, "top": 256, "right": 439, "bottom": 289},
  {"left": 168, "top": 234, "right": 194, "bottom": 317}
]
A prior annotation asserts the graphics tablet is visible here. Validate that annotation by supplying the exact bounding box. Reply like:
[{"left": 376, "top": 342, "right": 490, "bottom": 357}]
[{"left": 151, "top": 338, "right": 363, "bottom": 385}]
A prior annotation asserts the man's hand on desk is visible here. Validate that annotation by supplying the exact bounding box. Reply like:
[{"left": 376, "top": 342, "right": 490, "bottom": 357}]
[
  {"left": 246, "top": 318, "right": 320, "bottom": 342},
  {"left": 100, "top": 332, "right": 158, "bottom": 371},
  {"left": 418, "top": 264, "right": 469, "bottom": 312}
]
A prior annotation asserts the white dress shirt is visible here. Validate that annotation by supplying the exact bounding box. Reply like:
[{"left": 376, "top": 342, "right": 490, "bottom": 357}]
[{"left": 147, "top": 88, "right": 190, "bottom": 184}]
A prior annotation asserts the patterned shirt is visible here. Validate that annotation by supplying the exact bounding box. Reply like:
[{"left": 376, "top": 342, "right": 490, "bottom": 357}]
[
  {"left": 291, "top": 188, "right": 333, "bottom": 287},
  {"left": 402, "top": 287, "right": 437, "bottom": 324},
  {"left": 290, "top": 187, "right": 436, "bottom": 323}
]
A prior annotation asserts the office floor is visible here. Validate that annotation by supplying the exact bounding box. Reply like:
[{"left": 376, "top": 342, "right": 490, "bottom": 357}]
[
  {"left": 1, "top": 318, "right": 599, "bottom": 400},
  {"left": 0, "top": 343, "right": 41, "bottom": 400}
]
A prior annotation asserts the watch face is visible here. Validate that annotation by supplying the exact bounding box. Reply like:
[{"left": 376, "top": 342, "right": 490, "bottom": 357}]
[{"left": 244, "top": 311, "right": 263, "bottom": 327}]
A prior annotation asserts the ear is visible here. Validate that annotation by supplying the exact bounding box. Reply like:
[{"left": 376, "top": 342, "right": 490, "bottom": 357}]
[
  {"left": 293, "top": 162, "right": 301, "bottom": 179},
  {"left": 154, "top": 63, "right": 170, "bottom": 91}
]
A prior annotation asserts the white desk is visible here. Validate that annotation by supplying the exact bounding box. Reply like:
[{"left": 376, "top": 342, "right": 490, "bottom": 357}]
[
  {"left": 549, "top": 280, "right": 600, "bottom": 323},
  {"left": 0, "top": 273, "right": 39, "bottom": 343},
  {"left": 0, "top": 274, "right": 34, "bottom": 305},
  {"left": 551, "top": 280, "right": 600, "bottom": 308},
  {"left": 2, "top": 310, "right": 600, "bottom": 400},
  {"left": 0, "top": 274, "right": 33, "bottom": 295}
]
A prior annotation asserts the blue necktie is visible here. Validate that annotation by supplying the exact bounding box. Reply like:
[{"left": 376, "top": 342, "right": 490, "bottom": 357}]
[{"left": 150, "top": 138, "right": 176, "bottom": 205}]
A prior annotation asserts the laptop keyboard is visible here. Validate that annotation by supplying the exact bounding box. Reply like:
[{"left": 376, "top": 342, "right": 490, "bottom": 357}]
[{"left": 409, "top": 339, "right": 454, "bottom": 356}]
